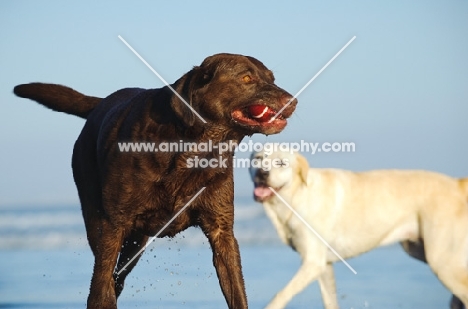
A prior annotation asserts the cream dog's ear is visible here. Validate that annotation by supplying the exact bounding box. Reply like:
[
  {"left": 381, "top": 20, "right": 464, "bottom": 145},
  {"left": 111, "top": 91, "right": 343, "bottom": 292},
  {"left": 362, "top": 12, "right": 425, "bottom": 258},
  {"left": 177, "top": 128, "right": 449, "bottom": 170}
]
[{"left": 296, "top": 154, "right": 309, "bottom": 184}]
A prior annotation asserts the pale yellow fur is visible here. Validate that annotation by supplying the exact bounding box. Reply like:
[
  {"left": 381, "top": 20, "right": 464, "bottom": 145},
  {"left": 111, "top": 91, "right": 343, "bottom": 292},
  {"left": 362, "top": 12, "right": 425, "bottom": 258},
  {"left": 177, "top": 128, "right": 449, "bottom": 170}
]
[{"left": 250, "top": 150, "right": 468, "bottom": 309}]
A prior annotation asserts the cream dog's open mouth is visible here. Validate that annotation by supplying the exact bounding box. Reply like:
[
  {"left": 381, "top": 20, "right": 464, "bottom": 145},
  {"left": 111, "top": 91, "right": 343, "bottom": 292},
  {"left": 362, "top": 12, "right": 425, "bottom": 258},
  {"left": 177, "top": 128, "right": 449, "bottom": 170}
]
[{"left": 253, "top": 183, "right": 282, "bottom": 201}]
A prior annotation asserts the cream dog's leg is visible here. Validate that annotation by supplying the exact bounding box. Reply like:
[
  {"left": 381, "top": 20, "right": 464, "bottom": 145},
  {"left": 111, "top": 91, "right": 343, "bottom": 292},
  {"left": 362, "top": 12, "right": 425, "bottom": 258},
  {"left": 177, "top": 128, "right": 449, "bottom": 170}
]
[
  {"left": 318, "top": 263, "right": 339, "bottom": 309},
  {"left": 265, "top": 260, "right": 326, "bottom": 309}
]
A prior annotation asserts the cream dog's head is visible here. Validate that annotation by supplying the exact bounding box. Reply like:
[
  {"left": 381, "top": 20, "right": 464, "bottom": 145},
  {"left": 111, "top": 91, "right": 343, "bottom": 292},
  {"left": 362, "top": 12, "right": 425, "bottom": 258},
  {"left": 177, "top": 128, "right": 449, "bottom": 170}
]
[{"left": 249, "top": 145, "right": 309, "bottom": 202}]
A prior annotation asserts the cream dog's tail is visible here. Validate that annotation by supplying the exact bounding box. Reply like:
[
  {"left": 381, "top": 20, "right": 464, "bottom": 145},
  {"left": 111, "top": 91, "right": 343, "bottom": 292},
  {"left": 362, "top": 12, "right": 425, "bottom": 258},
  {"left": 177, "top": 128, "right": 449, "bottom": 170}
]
[
  {"left": 14, "top": 83, "right": 102, "bottom": 119},
  {"left": 459, "top": 178, "right": 468, "bottom": 198}
]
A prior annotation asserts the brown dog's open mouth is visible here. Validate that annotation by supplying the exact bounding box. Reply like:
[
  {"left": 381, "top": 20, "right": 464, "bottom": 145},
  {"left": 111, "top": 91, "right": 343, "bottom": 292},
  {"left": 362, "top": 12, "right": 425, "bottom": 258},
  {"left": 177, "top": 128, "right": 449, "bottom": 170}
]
[{"left": 231, "top": 104, "right": 286, "bottom": 127}]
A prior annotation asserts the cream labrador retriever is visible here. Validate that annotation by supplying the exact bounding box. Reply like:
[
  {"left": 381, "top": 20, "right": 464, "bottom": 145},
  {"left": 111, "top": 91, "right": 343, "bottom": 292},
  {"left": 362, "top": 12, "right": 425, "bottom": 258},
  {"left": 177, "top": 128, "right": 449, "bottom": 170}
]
[{"left": 249, "top": 148, "right": 468, "bottom": 309}]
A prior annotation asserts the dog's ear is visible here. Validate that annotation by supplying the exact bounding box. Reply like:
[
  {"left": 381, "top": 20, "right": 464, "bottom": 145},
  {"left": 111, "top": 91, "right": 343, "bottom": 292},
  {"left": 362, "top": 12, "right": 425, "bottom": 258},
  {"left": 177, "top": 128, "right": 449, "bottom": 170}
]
[
  {"left": 296, "top": 154, "right": 309, "bottom": 184},
  {"left": 170, "top": 66, "right": 212, "bottom": 127}
]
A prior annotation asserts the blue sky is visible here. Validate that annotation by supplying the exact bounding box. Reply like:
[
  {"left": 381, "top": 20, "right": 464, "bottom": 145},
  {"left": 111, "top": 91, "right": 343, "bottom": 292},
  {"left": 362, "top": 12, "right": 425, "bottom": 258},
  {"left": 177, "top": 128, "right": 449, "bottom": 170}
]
[{"left": 1, "top": 1, "right": 467, "bottom": 206}]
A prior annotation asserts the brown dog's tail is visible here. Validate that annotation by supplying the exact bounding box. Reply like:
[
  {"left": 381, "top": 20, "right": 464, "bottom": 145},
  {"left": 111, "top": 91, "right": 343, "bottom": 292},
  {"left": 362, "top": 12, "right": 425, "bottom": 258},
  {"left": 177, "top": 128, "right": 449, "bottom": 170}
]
[{"left": 13, "top": 83, "right": 102, "bottom": 119}]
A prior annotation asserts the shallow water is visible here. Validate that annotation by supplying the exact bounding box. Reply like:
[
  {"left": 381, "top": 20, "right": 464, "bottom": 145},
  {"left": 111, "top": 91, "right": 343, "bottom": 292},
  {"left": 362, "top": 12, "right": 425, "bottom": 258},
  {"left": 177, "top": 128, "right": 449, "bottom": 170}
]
[
  {"left": 0, "top": 244, "right": 451, "bottom": 308},
  {"left": 0, "top": 198, "right": 452, "bottom": 308}
]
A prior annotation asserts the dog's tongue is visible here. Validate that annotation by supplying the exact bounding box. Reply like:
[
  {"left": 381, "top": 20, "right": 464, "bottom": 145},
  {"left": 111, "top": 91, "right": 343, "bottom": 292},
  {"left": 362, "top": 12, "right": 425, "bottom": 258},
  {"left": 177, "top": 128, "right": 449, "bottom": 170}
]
[
  {"left": 254, "top": 186, "right": 273, "bottom": 198},
  {"left": 248, "top": 105, "right": 276, "bottom": 122}
]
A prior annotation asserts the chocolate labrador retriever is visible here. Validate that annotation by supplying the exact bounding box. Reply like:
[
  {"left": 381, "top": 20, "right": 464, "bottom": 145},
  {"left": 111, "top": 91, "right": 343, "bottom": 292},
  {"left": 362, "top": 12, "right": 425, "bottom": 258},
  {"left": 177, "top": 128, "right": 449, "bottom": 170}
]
[{"left": 14, "top": 53, "right": 297, "bottom": 309}]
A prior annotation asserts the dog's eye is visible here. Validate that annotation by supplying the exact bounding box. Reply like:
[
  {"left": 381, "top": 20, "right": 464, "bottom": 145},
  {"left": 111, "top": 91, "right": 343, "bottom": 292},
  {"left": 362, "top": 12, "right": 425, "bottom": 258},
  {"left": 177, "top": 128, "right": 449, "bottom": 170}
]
[{"left": 242, "top": 75, "right": 252, "bottom": 83}]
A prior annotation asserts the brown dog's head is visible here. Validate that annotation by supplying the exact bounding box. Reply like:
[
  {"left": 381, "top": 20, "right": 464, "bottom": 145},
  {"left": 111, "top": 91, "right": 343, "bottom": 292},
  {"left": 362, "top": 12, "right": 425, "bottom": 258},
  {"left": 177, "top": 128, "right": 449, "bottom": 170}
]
[{"left": 170, "top": 53, "right": 297, "bottom": 135}]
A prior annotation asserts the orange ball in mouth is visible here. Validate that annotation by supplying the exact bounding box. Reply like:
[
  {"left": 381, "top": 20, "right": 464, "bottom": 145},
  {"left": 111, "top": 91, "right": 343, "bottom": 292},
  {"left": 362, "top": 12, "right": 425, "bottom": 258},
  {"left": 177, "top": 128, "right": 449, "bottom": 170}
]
[{"left": 248, "top": 105, "right": 277, "bottom": 122}]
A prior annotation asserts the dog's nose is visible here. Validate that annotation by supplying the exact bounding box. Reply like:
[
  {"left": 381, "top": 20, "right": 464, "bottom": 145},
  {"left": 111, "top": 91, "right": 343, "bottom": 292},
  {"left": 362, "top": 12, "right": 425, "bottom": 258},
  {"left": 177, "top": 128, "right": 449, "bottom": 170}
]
[
  {"left": 255, "top": 168, "right": 269, "bottom": 180},
  {"left": 282, "top": 94, "right": 296, "bottom": 106},
  {"left": 280, "top": 94, "right": 297, "bottom": 116}
]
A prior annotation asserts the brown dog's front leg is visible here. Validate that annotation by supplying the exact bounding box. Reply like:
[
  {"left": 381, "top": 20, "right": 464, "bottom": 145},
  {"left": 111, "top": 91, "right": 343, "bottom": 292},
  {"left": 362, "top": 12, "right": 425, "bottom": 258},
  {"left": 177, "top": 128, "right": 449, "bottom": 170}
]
[
  {"left": 204, "top": 226, "right": 248, "bottom": 309},
  {"left": 86, "top": 220, "right": 124, "bottom": 309}
]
